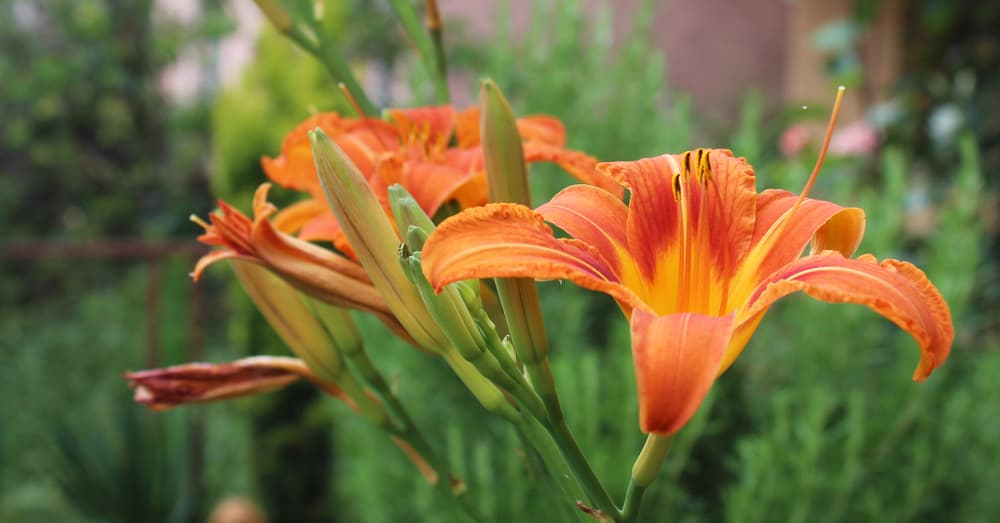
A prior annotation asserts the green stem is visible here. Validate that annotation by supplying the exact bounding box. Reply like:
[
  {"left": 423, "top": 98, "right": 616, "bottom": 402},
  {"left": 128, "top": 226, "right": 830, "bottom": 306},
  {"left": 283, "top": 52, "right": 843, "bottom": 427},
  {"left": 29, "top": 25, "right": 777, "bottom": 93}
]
[
  {"left": 619, "top": 480, "right": 647, "bottom": 523},
  {"left": 302, "top": 325, "right": 473, "bottom": 517},
  {"left": 621, "top": 434, "right": 674, "bottom": 522},
  {"left": 425, "top": 0, "right": 450, "bottom": 100},
  {"left": 387, "top": 0, "right": 450, "bottom": 103},
  {"left": 309, "top": 29, "right": 378, "bottom": 115},
  {"left": 547, "top": 416, "right": 620, "bottom": 521},
  {"left": 391, "top": 423, "right": 482, "bottom": 522},
  {"left": 263, "top": 13, "right": 378, "bottom": 116},
  {"left": 517, "top": 413, "right": 587, "bottom": 522},
  {"left": 527, "top": 358, "right": 563, "bottom": 421},
  {"left": 314, "top": 312, "right": 479, "bottom": 518},
  {"left": 334, "top": 371, "right": 390, "bottom": 428}
]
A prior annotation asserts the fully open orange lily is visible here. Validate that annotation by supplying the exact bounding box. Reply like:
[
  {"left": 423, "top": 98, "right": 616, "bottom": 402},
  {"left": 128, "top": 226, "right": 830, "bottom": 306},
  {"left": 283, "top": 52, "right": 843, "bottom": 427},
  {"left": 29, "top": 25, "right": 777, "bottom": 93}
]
[
  {"left": 421, "top": 146, "right": 954, "bottom": 436},
  {"left": 260, "top": 105, "right": 622, "bottom": 256}
]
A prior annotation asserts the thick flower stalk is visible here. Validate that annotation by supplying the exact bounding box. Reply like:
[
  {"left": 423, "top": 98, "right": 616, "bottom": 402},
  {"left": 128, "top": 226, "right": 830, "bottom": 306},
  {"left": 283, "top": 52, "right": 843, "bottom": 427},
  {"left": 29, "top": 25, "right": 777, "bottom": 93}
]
[{"left": 421, "top": 105, "right": 954, "bottom": 437}]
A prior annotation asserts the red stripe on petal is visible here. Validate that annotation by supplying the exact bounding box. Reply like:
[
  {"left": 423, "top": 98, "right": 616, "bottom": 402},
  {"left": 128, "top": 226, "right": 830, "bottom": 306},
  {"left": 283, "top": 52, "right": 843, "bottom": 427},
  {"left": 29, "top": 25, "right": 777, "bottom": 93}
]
[{"left": 598, "top": 156, "right": 681, "bottom": 282}]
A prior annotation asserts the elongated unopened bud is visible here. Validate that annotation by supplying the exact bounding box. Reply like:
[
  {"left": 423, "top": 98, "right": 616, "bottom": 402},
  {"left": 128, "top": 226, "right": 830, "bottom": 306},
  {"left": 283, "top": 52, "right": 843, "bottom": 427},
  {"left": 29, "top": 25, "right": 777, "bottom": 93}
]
[
  {"left": 390, "top": 184, "right": 482, "bottom": 304},
  {"left": 481, "top": 79, "right": 530, "bottom": 204},
  {"left": 310, "top": 129, "right": 450, "bottom": 353},
  {"left": 307, "top": 298, "right": 364, "bottom": 358},
  {"left": 230, "top": 260, "right": 344, "bottom": 381},
  {"left": 389, "top": 184, "right": 436, "bottom": 240},
  {"left": 479, "top": 80, "right": 550, "bottom": 365}
]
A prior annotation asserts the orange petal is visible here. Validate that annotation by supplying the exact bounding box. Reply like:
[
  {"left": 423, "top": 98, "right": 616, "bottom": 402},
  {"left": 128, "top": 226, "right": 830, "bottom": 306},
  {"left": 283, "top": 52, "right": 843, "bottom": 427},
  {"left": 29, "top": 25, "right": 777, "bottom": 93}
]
[
  {"left": 631, "top": 309, "right": 734, "bottom": 435},
  {"left": 401, "top": 162, "right": 477, "bottom": 217},
  {"left": 125, "top": 356, "right": 341, "bottom": 411},
  {"left": 535, "top": 185, "right": 629, "bottom": 278},
  {"left": 454, "top": 107, "right": 481, "bottom": 147},
  {"left": 454, "top": 108, "right": 566, "bottom": 148},
  {"left": 745, "top": 189, "right": 866, "bottom": 283},
  {"left": 389, "top": 105, "right": 456, "bottom": 149},
  {"left": 422, "top": 203, "right": 644, "bottom": 310},
  {"left": 744, "top": 252, "right": 954, "bottom": 380},
  {"left": 191, "top": 249, "right": 251, "bottom": 281},
  {"left": 441, "top": 147, "right": 485, "bottom": 174},
  {"left": 450, "top": 172, "right": 490, "bottom": 210},
  {"left": 262, "top": 113, "right": 347, "bottom": 196},
  {"left": 524, "top": 143, "right": 624, "bottom": 199},
  {"left": 262, "top": 113, "right": 397, "bottom": 199},
  {"left": 699, "top": 150, "right": 758, "bottom": 273},
  {"left": 334, "top": 130, "right": 394, "bottom": 178},
  {"left": 598, "top": 156, "right": 680, "bottom": 281},
  {"left": 271, "top": 198, "right": 329, "bottom": 234},
  {"left": 516, "top": 115, "right": 566, "bottom": 146},
  {"left": 250, "top": 217, "right": 379, "bottom": 304},
  {"left": 297, "top": 211, "right": 354, "bottom": 257},
  {"left": 598, "top": 151, "right": 756, "bottom": 286}
]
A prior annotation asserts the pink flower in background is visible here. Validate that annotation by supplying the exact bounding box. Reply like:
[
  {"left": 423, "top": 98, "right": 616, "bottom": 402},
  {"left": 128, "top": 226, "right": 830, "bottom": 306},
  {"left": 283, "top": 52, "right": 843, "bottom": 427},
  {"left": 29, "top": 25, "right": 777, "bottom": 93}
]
[
  {"left": 829, "top": 120, "right": 879, "bottom": 157},
  {"left": 779, "top": 120, "right": 879, "bottom": 158},
  {"left": 779, "top": 123, "right": 810, "bottom": 157}
]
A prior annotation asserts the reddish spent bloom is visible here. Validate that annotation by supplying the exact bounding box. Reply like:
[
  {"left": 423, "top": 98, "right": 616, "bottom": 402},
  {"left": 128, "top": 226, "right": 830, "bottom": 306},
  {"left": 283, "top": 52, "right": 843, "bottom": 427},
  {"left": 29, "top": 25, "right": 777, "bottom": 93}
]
[
  {"left": 126, "top": 356, "right": 439, "bottom": 483},
  {"left": 125, "top": 356, "right": 345, "bottom": 411}
]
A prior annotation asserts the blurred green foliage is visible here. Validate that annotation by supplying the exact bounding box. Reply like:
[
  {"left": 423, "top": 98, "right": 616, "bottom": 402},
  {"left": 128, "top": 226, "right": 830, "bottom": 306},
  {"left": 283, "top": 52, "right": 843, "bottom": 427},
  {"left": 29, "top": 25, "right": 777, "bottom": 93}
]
[
  {"left": 0, "top": 0, "right": 229, "bottom": 304},
  {"left": 0, "top": 260, "right": 252, "bottom": 522},
  {"left": 3, "top": 0, "right": 998, "bottom": 522}
]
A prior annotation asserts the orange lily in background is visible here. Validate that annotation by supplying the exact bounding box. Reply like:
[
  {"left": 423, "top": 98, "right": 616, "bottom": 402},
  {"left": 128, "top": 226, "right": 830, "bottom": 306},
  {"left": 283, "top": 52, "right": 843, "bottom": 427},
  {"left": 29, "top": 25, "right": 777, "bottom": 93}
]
[
  {"left": 259, "top": 104, "right": 622, "bottom": 256},
  {"left": 422, "top": 144, "right": 954, "bottom": 436}
]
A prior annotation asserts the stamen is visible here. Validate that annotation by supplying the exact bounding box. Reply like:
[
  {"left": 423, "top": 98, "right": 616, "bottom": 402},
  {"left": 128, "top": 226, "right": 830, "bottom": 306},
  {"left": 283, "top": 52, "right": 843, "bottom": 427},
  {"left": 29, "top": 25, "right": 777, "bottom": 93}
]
[
  {"left": 675, "top": 164, "right": 692, "bottom": 310},
  {"left": 671, "top": 172, "right": 683, "bottom": 201},
  {"left": 190, "top": 214, "right": 211, "bottom": 230},
  {"left": 691, "top": 155, "right": 711, "bottom": 312},
  {"left": 765, "top": 87, "right": 846, "bottom": 242},
  {"left": 795, "top": 86, "right": 845, "bottom": 208}
]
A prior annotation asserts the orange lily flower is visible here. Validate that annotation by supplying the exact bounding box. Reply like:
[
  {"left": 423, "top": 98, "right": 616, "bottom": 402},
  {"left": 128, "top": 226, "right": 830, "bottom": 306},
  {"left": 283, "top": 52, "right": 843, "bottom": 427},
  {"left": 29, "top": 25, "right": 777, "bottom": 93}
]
[
  {"left": 191, "top": 184, "right": 413, "bottom": 342},
  {"left": 421, "top": 145, "right": 954, "bottom": 436},
  {"left": 260, "top": 105, "right": 622, "bottom": 256}
]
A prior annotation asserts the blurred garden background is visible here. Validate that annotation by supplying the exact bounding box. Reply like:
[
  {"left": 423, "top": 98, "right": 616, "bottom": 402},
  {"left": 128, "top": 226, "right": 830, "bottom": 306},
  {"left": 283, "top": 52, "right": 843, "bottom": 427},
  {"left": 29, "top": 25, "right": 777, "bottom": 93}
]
[{"left": 2, "top": 0, "right": 998, "bottom": 521}]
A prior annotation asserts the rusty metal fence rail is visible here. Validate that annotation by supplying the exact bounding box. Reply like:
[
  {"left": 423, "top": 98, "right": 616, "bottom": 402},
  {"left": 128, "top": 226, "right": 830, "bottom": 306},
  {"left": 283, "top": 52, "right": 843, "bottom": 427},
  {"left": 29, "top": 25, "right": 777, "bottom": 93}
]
[{"left": 0, "top": 239, "right": 207, "bottom": 366}]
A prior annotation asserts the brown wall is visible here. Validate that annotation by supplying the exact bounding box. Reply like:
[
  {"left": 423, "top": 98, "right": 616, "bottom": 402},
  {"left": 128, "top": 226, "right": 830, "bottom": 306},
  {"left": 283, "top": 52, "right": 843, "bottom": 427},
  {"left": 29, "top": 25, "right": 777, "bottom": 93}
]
[
  {"left": 441, "top": 0, "right": 899, "bottom": 121},
  {"left": 441, "top": 0, "right": 789, "bottom": 119}
]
